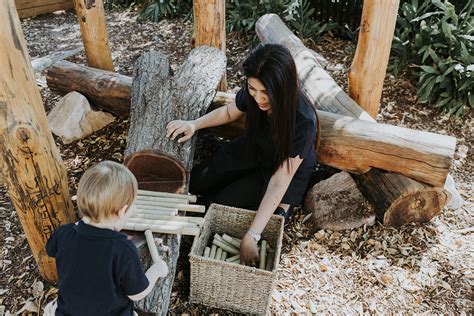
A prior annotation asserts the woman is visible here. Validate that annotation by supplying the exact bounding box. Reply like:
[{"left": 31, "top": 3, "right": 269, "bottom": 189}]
[{"left": 166, "top": 43, "right": 317, "bottom": 266}]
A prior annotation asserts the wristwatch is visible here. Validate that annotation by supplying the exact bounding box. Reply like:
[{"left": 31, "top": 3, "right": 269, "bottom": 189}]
[{"left": 246, "top": 229, "right": 261, "bottom": 242}]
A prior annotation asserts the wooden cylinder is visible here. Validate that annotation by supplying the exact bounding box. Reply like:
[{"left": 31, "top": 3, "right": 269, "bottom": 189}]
[
  {"left": 193, "top": 0, "right": 227, "bottom": 91},
  {"left": 73, "top": 0, "right": 114, "bottom": 71},
  {"left": 0, "top": 0, "right": 77, "bottom": 282},
  {"left": 348, "top": 0, "right": 400, "bottom": 118}
]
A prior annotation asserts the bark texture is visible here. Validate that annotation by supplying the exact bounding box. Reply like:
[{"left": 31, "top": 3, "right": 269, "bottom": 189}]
[{"left": 124, "top": 47, "right": 226, "bottom": 314}]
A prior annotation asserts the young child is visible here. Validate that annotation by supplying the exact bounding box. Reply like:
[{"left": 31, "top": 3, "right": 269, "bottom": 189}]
[{"left": 45, "top": 160, "right": 168, "bottom": 315}]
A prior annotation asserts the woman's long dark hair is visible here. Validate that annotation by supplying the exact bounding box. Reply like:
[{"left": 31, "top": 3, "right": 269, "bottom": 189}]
[{"left": 242, "top": 43, "right": 300, "bottom": 171}]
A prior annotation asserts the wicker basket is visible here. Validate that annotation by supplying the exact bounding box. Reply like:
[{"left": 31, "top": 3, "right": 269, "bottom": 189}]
[{"left": 189, "top": 204, "right": 284, "bottom": 315}]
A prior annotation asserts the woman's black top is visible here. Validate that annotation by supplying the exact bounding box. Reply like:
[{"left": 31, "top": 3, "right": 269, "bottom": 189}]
[{"left": 212, "top": 87, "right": 317, "bottom": 205}]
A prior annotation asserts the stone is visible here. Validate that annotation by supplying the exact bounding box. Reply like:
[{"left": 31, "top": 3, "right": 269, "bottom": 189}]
[
  {"left": 47, "top": 91, "right": 114, "bottom": 144},
  {"left": 304, "top": 171, "right": 376, "bottom": 231}
]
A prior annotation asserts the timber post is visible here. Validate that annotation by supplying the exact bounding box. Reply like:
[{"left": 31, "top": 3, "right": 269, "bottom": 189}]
[
  {"left": 0, "top": 0, "right": 77, "bottom": 282},
  {"left": 73, "top": 0, "right": 114, "bottom": 71},
  {"left": 193, "top": 0, "right": 227, "bottom": 91},
  {"left": 348, "top": 0, "right": 400, "bottom": 118}
]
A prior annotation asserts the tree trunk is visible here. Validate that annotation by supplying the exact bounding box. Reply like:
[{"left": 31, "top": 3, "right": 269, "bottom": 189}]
[
  {"left": 73, "top": 0, "right": 114, "bottom": 71},
  {"left": 352, "top": 169, "right": 449, "bottom": 226},
  {"left": 348, "top": 0, "right": 400, "bottom": 118},
  {"left": 0, "top": 0, "right": 77, "bottom": 282},
  {"left": 47, "top": 60, "right": 131, "bottom": 116},
  {"left": 255, "top": 13, "right": 455, "bottom": 224},
  {"left": 193, "top": 0, "right": 227, "bottom": 91},
  {"left": 124, "top": 47, "right": 226, "bottom": 314}
]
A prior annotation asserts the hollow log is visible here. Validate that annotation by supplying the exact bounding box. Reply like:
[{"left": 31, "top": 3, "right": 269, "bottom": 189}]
[
  {"left": 0, "top": 0, "right": 77, "bottom": 282},
  {"left": 124, "top": 47, "right": 225, "bottom": 314},
  {"left": 255, "top": 13, "right": 456, "bottom": 225},
  {"left": 73, "top": 0, "right": 114, "bottom": 71},
  {"left": 348, "top": 0, "right": 400, "bottom": 118},
  {"left": 45, "top": 64, "right": 455, "bottom": 187}
]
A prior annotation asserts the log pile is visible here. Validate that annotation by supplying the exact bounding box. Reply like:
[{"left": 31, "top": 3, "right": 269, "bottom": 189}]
[{"left": 123, "top": 46, "right": 225, "bottom": 314}]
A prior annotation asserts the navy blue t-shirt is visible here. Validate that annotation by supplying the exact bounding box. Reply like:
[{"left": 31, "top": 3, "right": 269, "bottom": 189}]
[
  {"left": 226, "top": 86, "right": 317, "bottom": 205},
  {"left": 46, "top": 221, "right": 149, "bottom": 316}
]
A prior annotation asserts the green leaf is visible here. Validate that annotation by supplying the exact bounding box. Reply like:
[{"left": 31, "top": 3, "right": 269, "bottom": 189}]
[{"left": 419, "top": 65, "right": 439, "bottom": 74}]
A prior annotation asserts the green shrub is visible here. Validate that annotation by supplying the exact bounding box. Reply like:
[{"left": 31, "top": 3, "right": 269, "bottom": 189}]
[{"left": 390, "top": 0, "right": 473, "bottom": 116}]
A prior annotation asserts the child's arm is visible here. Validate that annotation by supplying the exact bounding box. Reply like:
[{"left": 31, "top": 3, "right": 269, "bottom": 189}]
[{"left": 127, "top": 257, "right": 168, "bottom": 301}]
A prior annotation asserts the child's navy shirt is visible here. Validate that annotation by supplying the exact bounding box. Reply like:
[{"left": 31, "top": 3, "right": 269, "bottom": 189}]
[{"left": 46, "top": 221, "right": 149, "bottom": 316}]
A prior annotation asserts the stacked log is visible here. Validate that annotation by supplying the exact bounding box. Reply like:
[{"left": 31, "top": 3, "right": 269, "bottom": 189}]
[
  {"left": 255, "top": 13, "right": 455, "bottom": 226},
  {"left": 124, "top": 47, "right": 225, "bottom": 314}
]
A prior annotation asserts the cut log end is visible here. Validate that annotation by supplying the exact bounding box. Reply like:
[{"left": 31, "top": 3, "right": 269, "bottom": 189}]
[
  {"left": 383, "top": 188, "right": 448, "bottom": 227},
  {"left": 124, "top": 150, "right": 187, "bottom": 194}
]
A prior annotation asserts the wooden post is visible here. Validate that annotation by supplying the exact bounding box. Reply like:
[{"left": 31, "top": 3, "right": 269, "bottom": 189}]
[
  {"left": 348, "top": 0, "right": 400, "bottom": 118},
  {"left": 193, "top": 0, "right": 227, "bottom": 91},
  {"left": 73, "top": 0, "right": 114, "bottom": 71},
  {"left": 0, "top": 0, "right": 77, "bottom": 282}
]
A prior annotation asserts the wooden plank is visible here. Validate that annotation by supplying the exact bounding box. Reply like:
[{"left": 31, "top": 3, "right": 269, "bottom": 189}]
[
  {"left": 17, "top": 2, "right": 73, "bottom": 18},
  {"left": 15, "top": 0, "right": 71, "bottom": 10}
]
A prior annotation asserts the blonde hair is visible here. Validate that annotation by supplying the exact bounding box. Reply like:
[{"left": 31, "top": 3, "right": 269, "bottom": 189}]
[{"left": 77, "top": 161, "right": 137, "bottom": 222}]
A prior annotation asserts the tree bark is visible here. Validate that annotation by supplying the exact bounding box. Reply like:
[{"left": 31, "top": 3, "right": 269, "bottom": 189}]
[
  {"left": 348, "top": 0, "right": 400, "bottom": 118},
  {"left": 352, "top": 169, "right": 449, "bottom": 226},
  {"left": 124, "top": 47, "right": 226, "bottom": 314},
  {"left": 255, "top": 13, "right": 455, "bottom": 224},
  {"left": 47, "top": 60, "right": 131, "bottom": 116},
  {"left": 73, "top": 0, "right": 114, "bottom": 71},
  {"left": 193, "top": 0, "right": 226, "bottom": 91},
  {"left": 0, "top": 0, "right": 77, "bottom": 282}
]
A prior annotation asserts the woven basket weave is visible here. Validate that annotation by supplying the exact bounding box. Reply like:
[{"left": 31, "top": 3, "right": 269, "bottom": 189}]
[{"left": 189, "top": 203, "right": 284, "bottom": 315}]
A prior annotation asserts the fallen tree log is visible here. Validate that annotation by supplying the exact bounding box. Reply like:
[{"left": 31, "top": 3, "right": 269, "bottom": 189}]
[
  {"left": 45, "top": 63, "right": 455, "bottom": 187},
  {"left": 31, "top": 46, "right": 82, "bottom": 72},
  {"left": 255, "top": 13, "right": 456, "bottom": 226},
  {"left": 124, "top": 47, "right": 226, "bottom": 314}
]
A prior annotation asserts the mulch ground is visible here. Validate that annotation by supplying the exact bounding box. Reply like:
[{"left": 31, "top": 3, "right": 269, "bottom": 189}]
[{"left": 0, "top": 8, "right": 472, "bottom": 315}]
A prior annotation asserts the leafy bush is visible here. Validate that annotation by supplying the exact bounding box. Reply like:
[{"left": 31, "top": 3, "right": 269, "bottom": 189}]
[{"left": 390, "top": 0, "right": 473, "bottom": 116}]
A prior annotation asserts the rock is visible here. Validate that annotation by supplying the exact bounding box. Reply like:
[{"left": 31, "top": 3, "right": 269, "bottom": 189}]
[
  {"left": 47, "top": 92, "right": 114, "bottom": 144},
  {"left": 303, "top": 171, "right": 376, "bottom": 231}
]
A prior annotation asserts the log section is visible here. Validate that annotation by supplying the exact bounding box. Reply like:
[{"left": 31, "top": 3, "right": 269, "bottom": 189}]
[
  {"left": 124, "top": 47, "right": 226, "bottom": 314},
  {"left": 0, "top": 0, "right": 76, "bottom": 282},
  {"left": 73, "top": 0, "right": 114, "bottom": 71}
]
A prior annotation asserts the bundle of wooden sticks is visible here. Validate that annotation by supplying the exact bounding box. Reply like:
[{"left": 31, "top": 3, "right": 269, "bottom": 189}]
[
  {"left": 124, "top": 189, "right": 205, "bottom": 236},
  {"left": 203, "top": 233, "right": 274, "bottom": 271}
]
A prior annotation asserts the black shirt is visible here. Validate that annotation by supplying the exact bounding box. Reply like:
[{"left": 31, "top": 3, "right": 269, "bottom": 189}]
[
  {"left": 46, "top": 221, "right": 149, "bottom": 316},
  {"left": 215, "top": 86, "right": 317, "bottom": 205}
]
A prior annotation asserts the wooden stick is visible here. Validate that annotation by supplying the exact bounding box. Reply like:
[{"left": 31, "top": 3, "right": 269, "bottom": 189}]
[
  {"left": 210, "top": 245, "right": 217, "bottom": 259},
  {"left": 136, "top": 196, "right": 189, "bottom": 204},
  {"left": 225, "top": 254, "right": 240, "bottom": 262},
  {"left": 131, "top": 213, "right": 204, "bottom": 225},
  {"left": 221, "top": 251, "right": 228, "bottom": 261},
  {"left": 138, "top": 189, "right": 197, "bottom": 203},
  {"left": 31, "top": 46, "right": 83, "bottom": 73},
  {"left": 212, "top": 239, "right": 239, "bottom": 255},
  {"left": 147, "top": 202, "right": 205, "bottom": 213},
  {"left": 135, "top": 209, "right": 178, "bottom": 216},
  {"left": 203, "top": 247, "right": 211, "bottom": 258},
  {"left": 127, "top": 217, "right": 199, "bottom": 228},
  {"left": 124, "top": 222, "right": 199, "bottom": 236},
  {"left": 145, "top": 230, "right": 161, "bottom": 264},
  {"left": 215, "top": 248, "right": 223, "bottom": 260},
  {"left": 259, "top": 240, "right": 267, "bottom": 270},
  {"left": 265, "top": 252, "right": 274, "bottom": 271},
  {"left": 135, "top": 204, "right": 178, "bottom": 211},
  {"left": 222, "top": 234, "right": 241, "bottom": 248}
]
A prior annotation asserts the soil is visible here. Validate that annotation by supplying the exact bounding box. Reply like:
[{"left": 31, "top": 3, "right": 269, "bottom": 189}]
[{"left": 0, "top": 8, "right": 472, "bottom": 315}]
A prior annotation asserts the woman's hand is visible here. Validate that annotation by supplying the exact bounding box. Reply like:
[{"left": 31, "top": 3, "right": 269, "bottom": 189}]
[
  {"left": 240, "top": 233, "right": 259, "bottom": 266},
  {"left": 166, "top": 120, "right": 196, "bottom": 143}
]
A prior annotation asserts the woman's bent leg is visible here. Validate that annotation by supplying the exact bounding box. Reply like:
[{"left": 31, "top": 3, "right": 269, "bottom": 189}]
[{"left": 213, "top": 172, "right": 264, "bottom": 210}]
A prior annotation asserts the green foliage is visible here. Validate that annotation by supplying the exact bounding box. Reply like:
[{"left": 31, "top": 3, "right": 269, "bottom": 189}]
[
  {"left": 137, "top": 0, "right": 192, "bottom": 22},
  {"left": 390, "top": 0, "right": 473, "bottom": 117}
]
